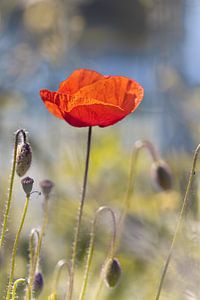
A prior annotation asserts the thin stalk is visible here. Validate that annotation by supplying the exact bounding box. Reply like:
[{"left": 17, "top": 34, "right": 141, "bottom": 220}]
[
  {"left": 67, "top": 126, "right": 92, "bottom": 300},
  {"left": 6, "top": 195, "right": 30, "bottom": 300},
  {"left": 117, "top": 140, "right": 159, "bottom": 248},
  {"left": 79, "top": 206, "right": 116, "bottom": 300},
  {"left": 25, "top": 229, "right": 39, "bottom": 299},
  {"left": 29, "top": 198, "right": 49, "bottom": 296},
  {"left": 0, "top": 129, "right": 26, "bottom": 249},
  {"left": 29, "top": 229, "right": 40, "bottom": 282},
  {"left": 12, "top": 278, "right": 31, "bottom": 300},
  {"left": 93, "top": 279, "right": 104, "bottom": 300},
  {"left": 51, "top": 259, "right": 72, "bottom": 298},
  {"left": 155, "top": 143, "right": 200, "bottom": 300},
  {"left": 93, "top": 140, "right": 159, "bottom": 300}
]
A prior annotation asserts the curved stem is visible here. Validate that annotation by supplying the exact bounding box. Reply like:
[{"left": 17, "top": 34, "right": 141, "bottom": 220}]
[
  {"left": 134, "top": 140, "right": 159, "bottom": 162},
  {"left": 79, "top": 206, "right": 117, "bottom": 300},
  {"left": 92, "top": 140, "right": 159, "bottom": 300},
  {"left": 67, "top": 126, "right": 92, "bottom": 300},
  {"left": 155, "top": 143, "right": 200, "bottom": 300},
  {"left": 51, "top": 259, "right": 72, "bottom": 298},
  {"left": 117, "top": 140, "right": 159, "bottom": 248},
  {"left": 25, "top": 229, "right": 39, "bottom": 299},
  {"left": 29, "top": 198, "right": 49, "bottom": 296},
  {"left": 0, "top": 129, "right": 26, "bottom": 249},
  {"left": 12, "top": 278, "right": 31, "bottom": 300},
  {"left": 6, "top": 195, "right": 30, "bottom": 300}
]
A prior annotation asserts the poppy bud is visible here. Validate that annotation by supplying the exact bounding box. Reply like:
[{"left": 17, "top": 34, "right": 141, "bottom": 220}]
[
  {"left": 48, "top": 293, "right": 57, "bottom": 300},
  {"left": 16, "top": 142, "right": 32, "bottom": 177},
  {"left": 103, "top": 258, "right": 122, "bottom": 288},
  {"left": 21, "top": 177, "right": 34, "bottom": 196},
  {"left": 33, "top": 272, "right": 44, "bottom": 298},
  {"left": 151, "top": 160, "right": 172, "bottom": 191},
  {"left": 40, "top": 180, "right": 54, "bottom": 198}
]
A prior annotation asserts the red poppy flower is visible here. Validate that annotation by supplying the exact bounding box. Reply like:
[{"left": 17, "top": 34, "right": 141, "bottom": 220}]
[{"left": 40, "top": 69, "right": 144, "bottom": 127}]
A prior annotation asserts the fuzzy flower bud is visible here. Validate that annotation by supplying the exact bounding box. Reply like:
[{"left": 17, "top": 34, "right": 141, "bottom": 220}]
[
  {"left": 151, "top": 160, "right": 172, "bottom": 191},
  {"left": 40, "top": 179, "right": 54, "bottom": 198},
  {"left": 21, "top": 177, "right": 34, "bottom": 196},
  {"left": 16, "top": 142, "right": 32, "bottom": 177},
  {"left": 103, "top": 258, "right": 122, "bottom": 288},
  {"left": 33, "top": 272, "right": 44, "bottom": 298}
]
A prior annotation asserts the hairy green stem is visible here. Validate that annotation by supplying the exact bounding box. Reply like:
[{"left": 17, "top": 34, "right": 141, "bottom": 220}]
[
  {"left": 50, "top": 259, "right": 72, "bottom": 298},
  {"left": 93, "top": 140, "right": 159, "bottom": 300},
  {"left": 0, "top": 129, "right": 26, "bottom": 249},
  {"left": 93, "top": 279, "right": 104, "bottom": 300},
  {"left": 79, "top": 206, "right": 116, "bottom": 300},
  {"left": 29, "top": 198, "right": 49, "bottom": 296},
  {"left": 155, "top": 143, "right": 200, "bottom": 300},
  {"left": 12, "top": 278, "right": 31, "bottom": 300},
  {"left": 6, "top": 195, "right": 30, "bottom": 300},
  {"left": 25, "top": 228, "right": 39, "bottom": 299},
  {"left": 67, "top": 126, "right": 92, "bottom": 300},
  {"left": 117, "top": 140, "right": 159, "bottom": 248}
]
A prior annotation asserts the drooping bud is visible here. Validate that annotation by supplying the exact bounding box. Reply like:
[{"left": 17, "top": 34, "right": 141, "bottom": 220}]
[
  {"left": 21, "top": 177, "right": 34, "bottom": 196},
  {"left": 33, "top": 272, "right": 44, "bottom": 298},
  {"left": 16, "top": 142, "right": 32, "bottom": 177},
  {"left": 151, "top": 160, "right": 172, "bottom": 191},
  {"left": 103, "top": 258, "right": 122, "bottom": 288},
  {"left": 40, "top": 180, "right": 54, "bottom": 198}
]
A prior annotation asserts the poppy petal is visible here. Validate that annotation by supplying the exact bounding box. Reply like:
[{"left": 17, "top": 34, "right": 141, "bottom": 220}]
[
  {"left": 39, "top": 69, "right": 144, "bottom": 127},
  {"left": 40, "top": 89, "right": 66, "bottom": 119},
  {"left": 58, "top": 69, "right": 104, "bottom": 94},
  {"left": 68, "top": 76, "right": 143, "bottom": 111},
  {"left": 61, "top": 103, "right": 128, "bottom": 127}
]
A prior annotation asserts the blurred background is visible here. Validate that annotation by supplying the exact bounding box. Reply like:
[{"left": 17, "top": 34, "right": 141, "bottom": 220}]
[
  {"left": 0, "top": 0, "right": 200, "bottom": 154},
  {"left": 1, "top": 0, "right": 200, "bottom": 299}
]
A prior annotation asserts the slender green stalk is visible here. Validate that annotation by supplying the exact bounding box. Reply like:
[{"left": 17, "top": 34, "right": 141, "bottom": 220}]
[
  {"left": 29, "top": 198, "right": 49, "bottom": 296},
  {"left": 93, "top": 279, "right": 104, "bottom": 300},
  {"left": 6, "top": 195, "right": 30, "bottom": 300},
  {"left": 29, "top": 229, "right": 40, "bottom": 282},
  {"left": 79, "top": 206, "right": 116, "bottom": 300},
  {"left": 155, "top": 143, "right": 200, "bottom": 300},
  {"left": 0, "top": 129, "right": 26, "bottom": 249},
  {"left": 67, "top": 126, "right": 92, "bottom": 300},
  {"left": 12, "top": 278, "right": 31, "bottom": 300},
  {"left": 117, "top": 140, "right": 159, "bottom": 248},
  {"left": 25, "top": 229, "right": 39, "bottom": 299},
  {"left": 50, "top": 259, "right": 72, "bottom": 299},
  {"left": 93, "top": 140, "right": 159, "bottom": 300}
]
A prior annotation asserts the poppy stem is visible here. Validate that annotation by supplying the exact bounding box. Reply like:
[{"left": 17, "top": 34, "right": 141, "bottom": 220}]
[
  {"left": 29, "top": 196, "right": 49, "bottom": 297},
  {"left": 25, "top": 228, "right": 39, "bottom": 299},
  {"left": 155, "top": 143, "right": 200, "bottom": 300},
  {"left": 0, "top": 129, "right": 26, "bottom": 249},
  {"left": 78, "top": 206, "right": 117, "bottom": 300},
  {"left": 51, "top": 259, "right": 72, "bottom": 299},
  {"left": 12, "top": 278, "right": 31, "bottom": 300},
  {"left": 116, "top": 140, "right": 159, "bottom": 249},
  {"left": 6, "top": 195, "right": 30, "bottom": 300},
  {"left": 67, "top": 126, "right": 92, "bottom": 300}
]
